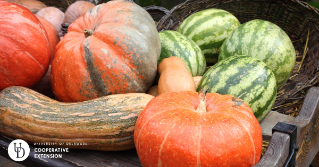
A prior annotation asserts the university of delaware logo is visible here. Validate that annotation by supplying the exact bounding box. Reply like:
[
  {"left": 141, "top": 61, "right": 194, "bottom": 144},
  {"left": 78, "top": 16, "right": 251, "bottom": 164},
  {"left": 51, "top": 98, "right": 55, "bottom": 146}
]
[{"left": 8, "top": 139, "right": 30, "bottom": 161}]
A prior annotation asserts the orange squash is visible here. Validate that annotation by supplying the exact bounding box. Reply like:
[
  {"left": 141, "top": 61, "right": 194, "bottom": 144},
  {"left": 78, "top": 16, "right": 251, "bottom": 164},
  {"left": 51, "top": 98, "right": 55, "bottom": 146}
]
[
  {"left": 64, "top": 1, "right": 95, "bottom": 24},
  {"left": 134, "top": 91, "right": 262, "bottom": 166},
  {"left": 148, "top": 75, "right": 201, "bottom": 97},
  {"left": 157, "top": 56, "right": 187, "bottom": 75},
  {"left": 36, "top": 7, "right": 65, "bottom": 37},
  {"left": 36, "top": 15, "right": 60, "bottom": 63},
  {"left": 158, "top": 57, "right": 196, "bottom": 95},
  {"left": 51, "top": 1, "right": 160, "bottom": 102},
  {"left": 193, "top": 76, "right": 202, "bottom": 87},
  {"left": 0, "top": 1, "right": 50, "bottom": 90}
]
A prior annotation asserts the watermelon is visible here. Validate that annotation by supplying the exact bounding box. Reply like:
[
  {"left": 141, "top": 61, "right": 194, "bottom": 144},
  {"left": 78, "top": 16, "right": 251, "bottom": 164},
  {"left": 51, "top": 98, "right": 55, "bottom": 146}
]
[
  {"left": 177, "top": 8, "right": 240, "bottom": 64},
  {"left": 158, "top": 30, "right": 206, "bottom": 76},
  {"left": 196, "top": 56, "right": 277, "bottom": 121},
  {"left": 219, "top": 19, "right": 296, "bottom": 88}
]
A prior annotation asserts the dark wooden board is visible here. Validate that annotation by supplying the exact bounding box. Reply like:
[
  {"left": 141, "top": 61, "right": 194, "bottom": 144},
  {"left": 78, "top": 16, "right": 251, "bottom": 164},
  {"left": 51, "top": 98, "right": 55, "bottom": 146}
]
[
  {"left": 254, "top": 132, "right": 290, "bottom": 167},
  {"left": 0, "top": 134, "right": 142, "bottom": 167},
  {"left": 288, "top": 86, "right": 319, "bottom": 167}
]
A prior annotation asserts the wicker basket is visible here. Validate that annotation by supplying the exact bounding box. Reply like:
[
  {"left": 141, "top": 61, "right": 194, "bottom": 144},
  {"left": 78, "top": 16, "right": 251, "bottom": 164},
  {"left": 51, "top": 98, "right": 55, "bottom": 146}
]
[
  {"left": 108, "top": 0, "right": 170, "bottom": 22},
  {"left": 157, "top": 0, "right": 319, "bottom": 115},
  {"left": 124, "top": 0, "right": 170, "bottom": 22}
]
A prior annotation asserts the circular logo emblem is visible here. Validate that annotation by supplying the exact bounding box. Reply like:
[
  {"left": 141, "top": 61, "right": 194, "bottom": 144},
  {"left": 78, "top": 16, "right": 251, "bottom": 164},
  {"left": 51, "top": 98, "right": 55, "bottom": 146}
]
[{"left": 8, "top": 139, "right": 30, "bottom": 161}]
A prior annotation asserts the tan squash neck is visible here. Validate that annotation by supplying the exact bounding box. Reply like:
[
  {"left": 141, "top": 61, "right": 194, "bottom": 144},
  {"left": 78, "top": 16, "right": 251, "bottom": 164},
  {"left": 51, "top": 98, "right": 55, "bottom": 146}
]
[
  {"left": 84, "top": 29, "right": 94, "bottom": 38},
  {"left": 195, "top": 98, "right": 206, "bottom": 113},
  {"left": 195, "top": 87, "right": 209, "bottom": 113}
]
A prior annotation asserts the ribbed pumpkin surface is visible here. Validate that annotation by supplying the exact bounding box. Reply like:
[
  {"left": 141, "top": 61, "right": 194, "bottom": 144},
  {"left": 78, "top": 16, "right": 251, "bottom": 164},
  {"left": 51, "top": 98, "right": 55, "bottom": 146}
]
[
  {"left": 134, "top": 91, "right": 262, "bottom": 166},
  {"left": 51, "top": 1, "right": 161, "bottom": 102}
]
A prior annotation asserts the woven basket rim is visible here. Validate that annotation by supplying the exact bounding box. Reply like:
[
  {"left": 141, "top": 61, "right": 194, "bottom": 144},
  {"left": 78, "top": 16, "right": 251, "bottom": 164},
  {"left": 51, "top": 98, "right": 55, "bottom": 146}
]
[
  {"left": 143, "top": 5, "right": 170, "bottom": 14},
  {"left": 157, "top": 0, "right": 319, "bottom": 31}
]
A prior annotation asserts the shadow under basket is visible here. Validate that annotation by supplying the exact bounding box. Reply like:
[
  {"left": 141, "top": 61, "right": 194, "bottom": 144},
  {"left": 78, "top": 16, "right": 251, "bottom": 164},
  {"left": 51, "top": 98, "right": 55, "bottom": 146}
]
[{"left": 157, "top": 0, "right": 319, "bottom": 115}]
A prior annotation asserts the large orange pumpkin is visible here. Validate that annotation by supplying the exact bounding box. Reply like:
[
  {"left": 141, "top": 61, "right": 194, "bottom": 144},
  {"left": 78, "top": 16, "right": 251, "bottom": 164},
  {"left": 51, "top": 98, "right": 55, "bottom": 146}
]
[
  {"left": 134, "top": 91, "right": 262, "bottom": 167},
  {"left": 0, "top": 1, "right": 50, "bottom": 91},
  {"left": 51, "top": 1, "right": 160, "bottom": 102}
]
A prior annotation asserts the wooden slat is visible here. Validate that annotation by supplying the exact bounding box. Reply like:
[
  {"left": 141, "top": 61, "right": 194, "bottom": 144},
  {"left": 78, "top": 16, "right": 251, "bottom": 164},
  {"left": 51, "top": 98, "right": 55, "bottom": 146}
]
[
  {"left": 0, "top": 134, "right": 142, "bottom": 167},
  {"left": 315, "top": 152, "right": 319, "bottom": 167},
  {"left": 252, "top": 86, "right": 319, "bottom": 167},
  {"left": 253, "top": 132, "right": 290, "bottom": 167},
  {"left": 260, "top": 111, "right": 294, "bottom": 141},
  {"left": 0, "top": 155, "right": 25, "bottom": 167},
  {"left": 287, "top": 86, "right": 319, "bottom": 167},
  {"left": 62, "top": 148, "right": 141, "bottom": 167}
]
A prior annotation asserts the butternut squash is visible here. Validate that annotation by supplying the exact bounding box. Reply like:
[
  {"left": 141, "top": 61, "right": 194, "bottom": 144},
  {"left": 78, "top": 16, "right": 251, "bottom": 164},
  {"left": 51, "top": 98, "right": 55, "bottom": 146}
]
[
  {"left": 157, "top": 57, "right": 196, "bottom": 95},
  {"left": 0, "top": 86, "right": 154, "bottom": 151},
  {"left": 147, "top": 76, "right": 201, "bottom": 96},
  {"left": 193, "top": 76, "right": 202, "bottom": 87}
]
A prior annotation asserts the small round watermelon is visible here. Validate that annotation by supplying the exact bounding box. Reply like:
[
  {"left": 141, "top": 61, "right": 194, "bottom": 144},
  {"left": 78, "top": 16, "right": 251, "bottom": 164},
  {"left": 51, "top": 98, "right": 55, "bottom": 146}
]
[
  {"left": 177, "top": 8, "right": 240, "bottom": 65},
  {"left": 197, "top": 56, "right": 277, "bottom": 121},
  {"left": 219, "top": 19, "right": 296, "bottom": 88},
  {"left": 158, "top": 30, "right": 206, "bottom": 76}
]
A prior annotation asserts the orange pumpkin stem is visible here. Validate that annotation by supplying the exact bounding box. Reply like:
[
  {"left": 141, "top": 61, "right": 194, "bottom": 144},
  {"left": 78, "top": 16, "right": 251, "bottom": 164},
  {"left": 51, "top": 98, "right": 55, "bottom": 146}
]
[
  {"left": 195, "top": 87, "right": 209, "bottom": 113},
  {"left": 84, "top": 29, "right": 93, "bottom": 37}
]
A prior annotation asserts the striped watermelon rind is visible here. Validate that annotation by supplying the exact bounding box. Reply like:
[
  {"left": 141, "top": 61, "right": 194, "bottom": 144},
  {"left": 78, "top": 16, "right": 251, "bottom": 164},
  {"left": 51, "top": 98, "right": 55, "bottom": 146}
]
[
  {"left": 177, "top": 8, "right": 240, "bottom": 64},
  {"left": 158, "top": 30, "right": 206, "bottom": 76},
  {"left": 197, "top": 56, "right": 277, "bottom": 121},
  {"left": 219, "top": 19, "right": 296, "bottom": 88}
]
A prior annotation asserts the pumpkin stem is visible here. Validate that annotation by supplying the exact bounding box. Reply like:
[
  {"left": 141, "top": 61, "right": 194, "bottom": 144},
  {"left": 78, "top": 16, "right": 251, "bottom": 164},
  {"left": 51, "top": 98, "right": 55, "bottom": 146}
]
[
  {"left": 84, "top": 29, "right": 94, "bottom": 38},
  {"left": 195, "top": 87, "right": 209, "bottom": 113}
]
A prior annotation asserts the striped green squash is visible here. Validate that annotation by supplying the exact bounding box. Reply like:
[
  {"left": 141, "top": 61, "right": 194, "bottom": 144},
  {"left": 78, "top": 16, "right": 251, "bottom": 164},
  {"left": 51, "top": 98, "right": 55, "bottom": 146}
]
[
  {"left": 0, "top": 86, "right": 154, "bottom": 151},
  {"left": 219, "top": 19, "right": 296, "bottom": 88},
  {"left": 177, "top": 8, "right": 240, "bottom": 64},
  {"left": 158, "top": 30, "right": 206, "bottom": 76},
  {"left": 197, "top": 56, "right": 277, "bottom": 121}
]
